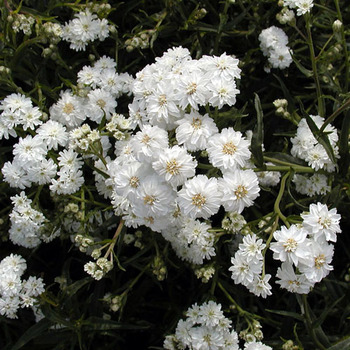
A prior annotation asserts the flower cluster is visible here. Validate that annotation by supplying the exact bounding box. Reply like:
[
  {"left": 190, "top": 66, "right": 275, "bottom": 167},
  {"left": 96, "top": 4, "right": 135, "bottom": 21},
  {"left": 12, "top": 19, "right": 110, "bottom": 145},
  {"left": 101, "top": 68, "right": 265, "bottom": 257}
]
[
  {"left": 0, "top": 254, "right": 45, "bottom": 319},
  {"left": 9, "top": 192, "right": 59, "bottom": 248},
  {"left": 259, "top": 26, "right": 293, "bottom": 70},
  {"left": 291, "top": 115, "right": 339, "bottom": 172},
  {"left": 229, "top": 233, "right": 272, "bottom": 298},
  {"left": 163, "top": 300, "right": 272, "bottom": 350},
  {"left": 271, "top": 202, "right": 341, "bottom": 293},
  {"left": 283, "top": 0, "right": 314, "bottom": 16},
  {"left": 61, "top": 10, "right": 110, "bottom": 51}
]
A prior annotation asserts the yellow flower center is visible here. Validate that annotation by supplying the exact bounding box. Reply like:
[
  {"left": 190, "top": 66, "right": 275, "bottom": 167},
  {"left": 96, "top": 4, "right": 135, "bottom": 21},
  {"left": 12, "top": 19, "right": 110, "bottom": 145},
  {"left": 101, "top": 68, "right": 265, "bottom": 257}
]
[
  {"left": 63, "top": 102, "right": 74, "bottom": 114},
  {"left": 222, "top": 141, "right": 237, "bottom": 155},
  {"left": 192, "top": 193, "right": 206, "bottom": 208},
  {"left": 166, "top": 159, "right": 180, "bottom": 175},
  {"left": 234, "top": 185, "right": 247, "bottom": 199}
]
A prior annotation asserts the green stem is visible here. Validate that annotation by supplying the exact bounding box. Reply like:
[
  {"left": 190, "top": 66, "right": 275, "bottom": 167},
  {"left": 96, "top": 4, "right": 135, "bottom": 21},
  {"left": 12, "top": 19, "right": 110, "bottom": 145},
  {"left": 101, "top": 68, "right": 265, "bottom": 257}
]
[
  {"left": 305, "top": 13, "right": 325, "bottom": 117},
  {"left": 334, "top": 0, "right": 349, "bottom": 91},
  {"left": 255, "top": 163, "right": 314, "bottom": 173},
  {"left": 213, "top": 0, "right": 230, "bottom": 55},
  {"left": 274, "top": 172, "right": 290, "bottom": 228},
  {"left": 261, "top": 216, "right": 279, "bottom": 276},
  {"left": 301, "top": 295, "right": 328, "bottom": 350},
  {"left": 68, "top": 195, "right": 110, "bottom": 208},
  {"left": 217, "top": 281, "right": 247, "bottom": 316},
  {"left": 104, "top": 219, "right": 125, "bottom": 259}
]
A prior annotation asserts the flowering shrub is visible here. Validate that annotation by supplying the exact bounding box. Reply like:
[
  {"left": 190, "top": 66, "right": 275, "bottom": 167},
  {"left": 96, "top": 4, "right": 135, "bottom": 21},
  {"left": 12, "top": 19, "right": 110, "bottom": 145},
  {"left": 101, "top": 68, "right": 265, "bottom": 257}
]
[{"left": 1, "top": 0, "right": 350, "bottom": 349}]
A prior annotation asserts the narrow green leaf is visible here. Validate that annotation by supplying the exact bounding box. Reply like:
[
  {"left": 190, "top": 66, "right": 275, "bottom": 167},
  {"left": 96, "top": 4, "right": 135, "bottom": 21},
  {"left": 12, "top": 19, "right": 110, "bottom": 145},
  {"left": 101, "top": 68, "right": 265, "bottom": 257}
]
[
  {"left": 65, "top": 277, "right": 92, "bottom": 296},
  {"left": 312, "top": 296, "right": 344, "bottom": 329},
  {"left": 81, "top": 317, "right": 151, "bottom": 331},
  {"left": 327, "top": 337, "right": 350, "bottom": 350},
  {"left": 251, "top": 93, "right": 264, "bottom": 167},
  {"left": 265, "top": 309, "right": 304, "bottom": 321},
  {"left": 264, "top": 152, "right": 307, "bottom": 166},
  {"left": 291, "top": 54, "right": 313, "bottom": 78},
  {"left": 304, "top": 113, "right": 336, "bottom": 164},
  {"left": 11, "top": 318, "right": 53, "bottom": 350},
  {"left": 339, "top": 111, "right": 350, "bottom": 176},
  {"left": 273, "top": 74, "right": 296, "bottom": 111}
]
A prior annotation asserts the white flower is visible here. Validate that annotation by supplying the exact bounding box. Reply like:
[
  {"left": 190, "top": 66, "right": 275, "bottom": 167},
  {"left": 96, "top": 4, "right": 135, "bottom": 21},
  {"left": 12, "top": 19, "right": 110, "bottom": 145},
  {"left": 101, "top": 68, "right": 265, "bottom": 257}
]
[
  {"left": 27, "top": 158, "right": 58, "bottom": 185},
  {"left": 207, "top": 128, "right": 251, "bottom": 171},
  {"left": 133, "top": 174, "right": 176, "bottom": 218},
  {"left": 176, "top": 110, "right": 218, "bottom": 151},
  {"left": 189, "top": 325, "right": 224, "bottom": 350},
  {"left": 36, "top": 120, "right": 68, "bottom": 150},
  {"left": 295, "top": 0, "right": 314, "bottom": 16},
  {"left": 259, "top": 26, "right": 292, "bottom": 70},
  {"left": 12, "top": 135, "right": 47, "bottom": 168},
  {"left": 229, "top": 251, "right": 262, "bottom": 287},
  {"left": 301, "top": 203, "right": 341, "bottom": 243},
  {"left": 146, "top": 81, "right": 180, "bottom": 129},
  {"left": 199, "top": 52, "right": 241, "bottom": 82},
  {"left": 244, "top": 341, "right": 272, "bottom": 350},
  {"left": 152, "top": 145, "right": 197, "bottom": 187},
  {"left": 248, "top": 274, "right": 272, "bottom": 298},
  {"left": 86, "top": 88, "right": 117, "bottom": 123},
  {"left": 299, "top": 240, "right": 334, "bottom": 283},
  {"left": 219, "top": 169, "right": 260, "bottom": 213},
  {"left": 198, "top": 300, "right": 225, "bottom": 328},
  {"left": 177, "top": 175, "right": 221, "bottom": 219},
  {"left": 49, "top": 90, "right": 86, "bottom": 129},
  {"left": 207, "top": 77, "right": 240, "bottom": 108},
  {"left": 270, "top": 224, "right": 310, "bottom": 266},
  {"left": 175, "top": 70, "right": 209, "bottom": 110},
  {"left": 276, "top": 262, "right": 314, "bottom": 294},
  {"left": 239, "top": 233, "right": 266, "bottom": 262},
  {"left": 130, "top": 124, "right": 169, "bottom": 163},
  {"left": 2, "top": 160, "right": 31, "bottom": 189}
]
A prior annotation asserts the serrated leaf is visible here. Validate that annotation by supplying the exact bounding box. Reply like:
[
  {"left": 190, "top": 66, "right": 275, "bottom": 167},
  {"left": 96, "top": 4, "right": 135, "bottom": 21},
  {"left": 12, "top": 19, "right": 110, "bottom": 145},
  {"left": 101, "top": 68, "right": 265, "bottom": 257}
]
[
  {"left": 251, "top": 93, "right": 264, "bottom": 167},
  {"left": 10, "top": 318, "right": 53, "bottom": 350}
]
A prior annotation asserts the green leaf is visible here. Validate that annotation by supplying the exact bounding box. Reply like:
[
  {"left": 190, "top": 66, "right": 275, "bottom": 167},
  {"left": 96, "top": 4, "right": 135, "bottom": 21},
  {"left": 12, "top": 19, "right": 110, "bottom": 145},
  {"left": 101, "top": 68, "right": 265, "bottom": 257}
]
[
  {"left": 291, "top": 54, "right": 313, "bottom": 78},
  {"left": 10, "top": 318, "right": 54, "bottom": 350},
  {"left": 339, "top": 110, "right": 350, "bottom": 176},
  {"left": 304, "top": 113, "right": 336, "bottom": 164},
  {"left": 65, "top": 277, "right": 92, "bottom": 296},
  {"left": 81, "top": 317, "right": 151, "bottom": 331},
  {"left": 312, "top": 296, "right": 345, "bottom": 329},
  {"left": 273, "top": 74, "right": 296, "bottom": 111},
  {"left": 264, "top": 152, "right": 307, "bottom": 166},
  {"left": 265, "top": 309, "right": 304, "bottom": 321},
  {"left": 251, "top": 93, "right": 264, "bottom": 167},
  {"left": 327, "top": 337, "right": 350, "bottom": 350}
]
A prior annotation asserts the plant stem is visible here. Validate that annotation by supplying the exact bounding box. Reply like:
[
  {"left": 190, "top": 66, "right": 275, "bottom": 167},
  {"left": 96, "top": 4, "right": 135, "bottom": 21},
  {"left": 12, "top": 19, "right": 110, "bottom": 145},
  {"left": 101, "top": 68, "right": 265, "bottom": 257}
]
[
  {"left": 104, "top": 219, "right": 125, "bottom": 259},
  {"left": 334, "top": 0, "right": 349, "bottom": 91},
  {"left": 263, "top": 156, "right": 314, "bottom": 173},
  {"left": 305, "top": 13, "right": 325, "bottom": 118},
  {"left": 274, "top": 172, "right": 290, "bottom": 228},
  {"left": 301, "top": 295, "right": 328, "bottom": 350}
]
